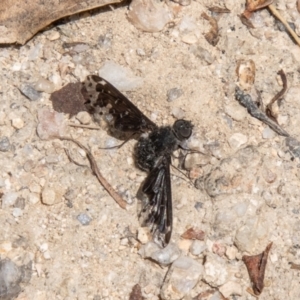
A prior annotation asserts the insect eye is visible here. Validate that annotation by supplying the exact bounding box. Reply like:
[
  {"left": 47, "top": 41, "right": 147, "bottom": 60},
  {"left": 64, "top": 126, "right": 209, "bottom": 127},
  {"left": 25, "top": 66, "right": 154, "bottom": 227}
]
[{"left": 173, "top": 120, "right": 193, "bottom": 140}]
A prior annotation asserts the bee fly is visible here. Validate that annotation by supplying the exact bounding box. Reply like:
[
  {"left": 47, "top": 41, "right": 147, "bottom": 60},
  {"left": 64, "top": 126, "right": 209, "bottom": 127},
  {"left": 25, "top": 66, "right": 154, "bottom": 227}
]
[{"left": 82, "top": 75, "right": 193, "bottom": 247}]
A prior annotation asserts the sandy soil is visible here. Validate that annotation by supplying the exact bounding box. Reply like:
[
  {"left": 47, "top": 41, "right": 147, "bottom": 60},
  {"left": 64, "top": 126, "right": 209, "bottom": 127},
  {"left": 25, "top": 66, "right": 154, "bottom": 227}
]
[{"left": 1, "top": 0, "right": 300, "bottom": 299}]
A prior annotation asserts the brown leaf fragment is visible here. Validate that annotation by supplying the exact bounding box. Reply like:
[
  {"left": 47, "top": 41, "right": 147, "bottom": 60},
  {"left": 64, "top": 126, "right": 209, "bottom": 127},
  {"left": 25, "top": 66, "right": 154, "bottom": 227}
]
[
  {"left": 50, "top": 82, "right": 87, "bottom": 118},
  {"left": 239, "top": 14, "right": 255, "bottom": 28},
  {"left": 0, "top": 0, "right": 122, "bottom": 45},
  {"left": 245, "top": 0, "right": 273, "bottom": 13},
  {"left": 208, "top": 6, "right": 230, "bottom": 14},
  {"left": 201, "top": 12, "right": 219, "bottom": 46},
  {"left": 290, "top": 262, "right": 300, "bottom": 270},
  {"left": 266, "top": 69, "right": 287, "bottom": 123},
  {"left": 242, "top": 242, "right": 273, "bottom": 295},
  {"left": 181, "top": 227, "right": 205, "bottom": 240},
  {"left": 129, "top": 284, "right": 144, "bottom": 300}
]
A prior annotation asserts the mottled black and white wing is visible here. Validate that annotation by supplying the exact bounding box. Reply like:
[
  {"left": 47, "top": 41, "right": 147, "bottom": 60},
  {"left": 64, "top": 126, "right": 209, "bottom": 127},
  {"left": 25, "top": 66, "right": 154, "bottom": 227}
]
[
  {"left": 140, "top": 155, "right": 172, "bottom": 247},
  {"left": 82, "top": 75, "right": 157, "bottom": 134}
]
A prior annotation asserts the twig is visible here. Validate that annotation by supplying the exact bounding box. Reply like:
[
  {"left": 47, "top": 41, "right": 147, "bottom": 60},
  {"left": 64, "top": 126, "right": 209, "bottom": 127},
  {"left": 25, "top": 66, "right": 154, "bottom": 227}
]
[
  {"left": 266, "top": 69, "right": 288, "bottom": 122},
  {"left": 235, "top": 86, "right": 289, "bottom": 137},
  {"left": 69, "top": 123, "right": 100, "bottom": 130},
  {"left": 268, "top": 4, "right": 300, "bottom": 47},
  {"left": 56, "top": 136, "right": 127, "bottom": 209}
]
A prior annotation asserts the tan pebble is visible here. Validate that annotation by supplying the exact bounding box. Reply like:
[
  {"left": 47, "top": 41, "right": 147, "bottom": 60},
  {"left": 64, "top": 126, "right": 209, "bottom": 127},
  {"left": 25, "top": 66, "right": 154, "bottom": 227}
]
[
  {"left": 262, "top": 167, "right": 277, "bottom": 183},
  {"left": 219, "top": 281, "right": 242, "bottom": 298},
  {"left": 181, "top": 33, "right": 198, "bottom": 44},
  {"left": 137, "top": 227, "right": 150, "bottom": 244},
  {"left": 12, "top": 118, "right": 24, "bottom": 129},
  {"left": 225, "top": 245, "right": 238, "bottom": 260},
  {"left": 42, "top": 188, "right": 56, "bottom": 205},
  {"left": 177, "top": 239, "right": 192, "bottom": 252},
  {"left": 28, "top": 192, "right": 40, "bottom": 204},
  {"left": 189, "top": 167, "right": 203, "bottom": 179},
  {"left": 43, "top": 250, "right": 51, "bottom": 260},
  {"left": 0, "top": 241, "right": 12, "bottom": 254},
  {"left": 29, "top": 182, "right": 42, "bottom": 194},
  {"left": 76, "top": 111, "right": 91, "bottom": 125},
  {"left": 48, "top": 31, "right": 60, "bottom": 41},
  {"left": 129, "top": 172, "right": 136, "bottom": 180},
  {"left": 212, "top": 242, "right": 227, "bottom": 256}
]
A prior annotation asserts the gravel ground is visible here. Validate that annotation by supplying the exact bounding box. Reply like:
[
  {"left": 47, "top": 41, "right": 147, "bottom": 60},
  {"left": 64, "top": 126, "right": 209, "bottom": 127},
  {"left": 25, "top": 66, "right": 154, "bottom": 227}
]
[{"left": 1, "top": 0, "right": 300, "bottom": 299}]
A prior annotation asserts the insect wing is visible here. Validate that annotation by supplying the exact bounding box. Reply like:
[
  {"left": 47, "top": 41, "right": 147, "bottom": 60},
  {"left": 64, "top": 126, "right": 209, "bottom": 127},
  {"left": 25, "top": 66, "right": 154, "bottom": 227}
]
[
  {"left": 82, "top": 75, "right": 157, "bottom": 133},
  {"left": 141, "top": 155, "right": 172, "bottom": 247}
]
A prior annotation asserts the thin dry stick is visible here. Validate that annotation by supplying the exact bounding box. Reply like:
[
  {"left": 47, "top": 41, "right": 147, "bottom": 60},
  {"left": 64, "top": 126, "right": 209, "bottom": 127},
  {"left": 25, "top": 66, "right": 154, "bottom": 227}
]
[
  {"left": 56, "top": 136, "right": 127, "bottom": 209},
  {"left": 268, "top": 4, "right": 300, "bottom": 47},
  {"left": 69, "top": 123, "right": 100, "bottom": 130},
  {"left": 266, "top": 69, "right": 288, "bottom": 122}
]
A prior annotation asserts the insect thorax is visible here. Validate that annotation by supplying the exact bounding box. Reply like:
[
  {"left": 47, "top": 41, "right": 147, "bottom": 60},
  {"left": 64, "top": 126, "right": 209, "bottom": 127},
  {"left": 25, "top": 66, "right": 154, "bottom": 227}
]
[{"left": 135, "top": 126, "right": 178, "bottom": 171}]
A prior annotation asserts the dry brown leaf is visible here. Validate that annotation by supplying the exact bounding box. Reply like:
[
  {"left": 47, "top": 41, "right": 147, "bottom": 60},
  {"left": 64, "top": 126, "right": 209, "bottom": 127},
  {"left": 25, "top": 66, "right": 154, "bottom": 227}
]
[
  {"left": 201, "top": 12, "right": 219, "bottom": 46},
  {"left": 242, "top": 243, "right": 272, "bottom": 296},
  {"left": 0, "top": 0, "right": 122, "bottom": 45},
  {"left": 181, "top": 227, "right": 205, "bottom": 240},
  {"left": 245, "top": 0, "right": 273, "bottom": 12}
]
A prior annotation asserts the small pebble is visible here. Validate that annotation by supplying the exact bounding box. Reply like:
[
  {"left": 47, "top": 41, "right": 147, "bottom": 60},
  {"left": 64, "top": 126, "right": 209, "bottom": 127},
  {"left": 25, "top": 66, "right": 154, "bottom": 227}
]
[
  {"left": 73, "top": 43, "right": 90, "bottom": 53},
  {"left": 76, "top": 111, "right": 91, "bottom": 125},
  {"left": 28, "top": 193, "right": 40, "bottom": 205},
  {"left": 39, "top": 243, "right": 48, "bottom": 252},
  {"left": 77, "top": 213, "right": 92, "bottom": 226},
  {"left": 171, "top": 107, "right": 185, "bottom": 119},
  {"left": 37, "top": 108, "right": 66, "bottom": 140},
  {"left": 225, "top": 245, "right": 238, "bottom": 260},
  {"left": 167, "top": 88, "right": 183, "bottom": 102},
  {"left": 43, "top": 251, "right": 51, "bottom": 260},
  {"left": 181, "top": 33, "right": 197, "bottom": 44},
  {"left": 228, "top": 133, "right": 248, "bottom": 150},
  {"left": 136, "top": 48, "right": 145, "bottom": 56},
  {"left": 2, "top": 192, "right": 19, "bottom": 208},
  {"left": 99, "top": 61, "right": 143, "bottom": 91},
  {"left": 262, "top": 126, "right": 276, "bottom": 139},
  {"left": 161, "top": 256, "right": 203, "bottom": 300},
  {"left": 41, "top": 188, "right": 56, "bottom": 205},
  {"left": 0, "top": 136, "right": 10, "bottom": 152},
  {"left": 12, "top": 118, "right": 24, "bottom": 129},
  {"left": 190, "top": 45, "right": 214, "bottom": 65},
  {"left": 28, "top": 43, "right": 42, "bottom": 60},
  {"left": 12, "top": 208, "right": 23, "bottom": 218},
  {"left": 19, "top": 84, "right": 42, "bottom": 101},
  {"left": 203, "top": 253, "right": 229, "bottom": 287},
  {"left": 0, "top": 258, "right": 22, "bottom": 299},
  {"left": 47, "top": 31, "right": 60, "bottom": 41},
  {"left": 137, "top": 227, "right": 150, "bottom": 244},
  {"left": 150, "top": 243, "right": 181, "bottom": 265},
  {"left": 14, "top": 197, "right": 25, "bottom": 209},
  {"left": 0, "top": 241, "right": 12, "bottom": 254},
  {"left": 34, "top": 78, "right": 55, "bottom": 94},
  {"left": 219, "top": 281, "right": 242, "bottom": 298},
  {"left": 128, "top": 0, "right": 172, "bottom": 32},
  {"left": 189, "top": 240, "right": 207, "bottom": 256},
  {"left": 98, "top": 34, "right": 112, "bottom": 49}
]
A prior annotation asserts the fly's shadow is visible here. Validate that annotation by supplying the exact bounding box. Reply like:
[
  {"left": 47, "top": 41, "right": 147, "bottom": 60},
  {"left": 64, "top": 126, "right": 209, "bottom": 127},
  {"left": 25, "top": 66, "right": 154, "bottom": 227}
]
[{"left": 82, "top": 75, "right": 193, "bottom": 247}]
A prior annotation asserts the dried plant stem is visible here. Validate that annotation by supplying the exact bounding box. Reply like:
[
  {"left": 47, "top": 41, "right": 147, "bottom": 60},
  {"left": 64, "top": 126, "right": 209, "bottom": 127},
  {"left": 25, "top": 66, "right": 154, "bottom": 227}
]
[
  {"left": 56, "top": 136, "right": 127, "bottom": 209},
  {"left": 68, "top": 123, "right": 100, "bottom": 130},
  {"left": 268, "top": 4, "right": 300, "bottom": 47}
]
